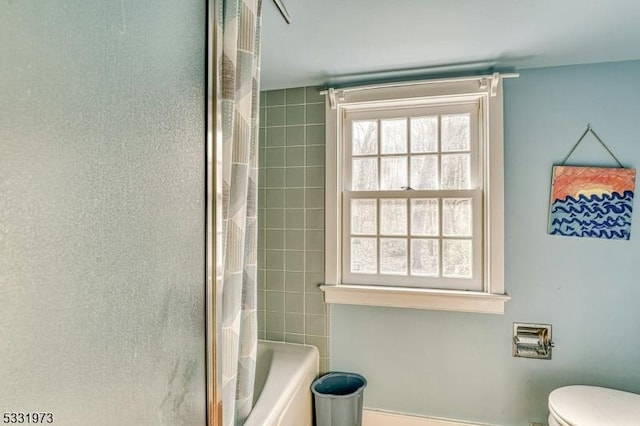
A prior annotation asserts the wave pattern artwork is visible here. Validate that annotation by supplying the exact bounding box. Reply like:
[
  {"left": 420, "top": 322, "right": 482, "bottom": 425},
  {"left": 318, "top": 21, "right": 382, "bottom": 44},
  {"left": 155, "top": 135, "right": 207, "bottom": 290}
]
[
  {"left": 549, "top": 191, "right": 634, "bottom": 239},
  {"left": 548, "top": 166, "right": 637, "bottom": 240}
]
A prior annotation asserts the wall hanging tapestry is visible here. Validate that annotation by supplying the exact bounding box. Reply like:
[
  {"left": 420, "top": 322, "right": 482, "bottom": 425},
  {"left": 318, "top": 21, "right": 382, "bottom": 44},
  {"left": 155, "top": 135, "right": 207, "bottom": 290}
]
[{"left": 548, "top": 126, "right": 636, "bottom": 240}]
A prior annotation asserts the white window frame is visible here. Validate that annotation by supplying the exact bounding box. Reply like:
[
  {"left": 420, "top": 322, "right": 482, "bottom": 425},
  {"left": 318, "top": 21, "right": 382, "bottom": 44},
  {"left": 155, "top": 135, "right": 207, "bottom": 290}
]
[
  {"left": 343, "top": 102, "right": 482, "bottom": 290},
  {"left": 322, "top": 75, "right": 511, "bottom": 314}
]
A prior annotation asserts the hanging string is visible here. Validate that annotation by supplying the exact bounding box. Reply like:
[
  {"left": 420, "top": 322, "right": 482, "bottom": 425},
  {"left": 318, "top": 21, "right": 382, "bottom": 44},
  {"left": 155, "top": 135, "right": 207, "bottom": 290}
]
[{"left": 561, "top": 124, "right": 624, "bottom": 168}]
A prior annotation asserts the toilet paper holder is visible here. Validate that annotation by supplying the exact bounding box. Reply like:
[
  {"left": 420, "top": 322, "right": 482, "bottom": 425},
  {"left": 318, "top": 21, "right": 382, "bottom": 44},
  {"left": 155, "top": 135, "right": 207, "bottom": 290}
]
[{"left": 513, "top": 323, "right": 554, "bottom": 360}]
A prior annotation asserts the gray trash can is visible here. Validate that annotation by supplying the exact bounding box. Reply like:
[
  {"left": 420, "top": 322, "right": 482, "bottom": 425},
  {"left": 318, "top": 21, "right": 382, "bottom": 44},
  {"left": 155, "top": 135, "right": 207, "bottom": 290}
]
[{"left": 311, "top": 372, "right": 367, "bottom": 426}]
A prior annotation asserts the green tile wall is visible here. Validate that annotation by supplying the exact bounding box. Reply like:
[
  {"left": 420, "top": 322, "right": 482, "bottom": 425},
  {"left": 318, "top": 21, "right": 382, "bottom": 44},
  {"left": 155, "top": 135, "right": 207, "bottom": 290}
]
[{"left": 258, "top": 86, "right": 329, "bottom": 373}]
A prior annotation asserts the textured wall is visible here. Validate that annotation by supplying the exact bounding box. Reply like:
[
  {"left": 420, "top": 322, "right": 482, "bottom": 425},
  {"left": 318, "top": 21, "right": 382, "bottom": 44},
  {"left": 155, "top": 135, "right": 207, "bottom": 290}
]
[
  {"left": 0, "top": 2, "right": 206, "bottom": 425},
  {"left": 330, "top": 60, "right": 640, "bottom": 425},
  {"left": 257, "top": 87, "right": 329, "bottom": 372}
]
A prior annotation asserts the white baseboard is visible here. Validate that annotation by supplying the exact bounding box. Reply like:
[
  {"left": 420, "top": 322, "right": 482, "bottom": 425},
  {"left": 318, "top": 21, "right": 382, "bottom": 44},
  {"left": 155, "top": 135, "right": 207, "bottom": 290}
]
[{"left": 364, "top": 409, "right": 488, "bottom": 426}]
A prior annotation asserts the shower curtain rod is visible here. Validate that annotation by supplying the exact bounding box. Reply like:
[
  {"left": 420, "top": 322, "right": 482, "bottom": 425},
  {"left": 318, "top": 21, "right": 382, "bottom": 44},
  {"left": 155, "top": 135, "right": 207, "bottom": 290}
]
[
  {"left": 320, "top": 72, "right": 520, "bottom": 94},
  {"left": 273, "top": 0, "right": 291, "bottom": 24}
]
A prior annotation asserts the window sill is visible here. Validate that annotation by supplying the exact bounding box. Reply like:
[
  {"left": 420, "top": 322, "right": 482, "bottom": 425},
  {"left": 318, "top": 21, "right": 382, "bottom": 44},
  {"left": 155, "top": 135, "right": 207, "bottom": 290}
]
[{"left": 320, "top": 284, "right": 510, "bottom": 314}]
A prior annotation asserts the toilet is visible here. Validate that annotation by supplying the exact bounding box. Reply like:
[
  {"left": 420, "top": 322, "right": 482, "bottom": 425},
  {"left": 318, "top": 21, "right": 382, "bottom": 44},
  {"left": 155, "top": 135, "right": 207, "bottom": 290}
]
[{"left": 548, "top": 385, "right": 640, "bottom": 425}]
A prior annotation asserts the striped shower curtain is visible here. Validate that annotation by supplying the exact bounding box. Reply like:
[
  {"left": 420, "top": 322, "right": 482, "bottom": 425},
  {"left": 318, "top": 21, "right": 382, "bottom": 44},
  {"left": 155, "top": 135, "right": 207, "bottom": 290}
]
[{"left": 220, "top": 0, "right": 262, "bottom": 425}]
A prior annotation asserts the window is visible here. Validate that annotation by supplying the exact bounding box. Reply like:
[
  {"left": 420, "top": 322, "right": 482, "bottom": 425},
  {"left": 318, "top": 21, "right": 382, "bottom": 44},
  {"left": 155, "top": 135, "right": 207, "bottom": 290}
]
[
  {"left": 323, "top": 75, "right": 510, "bottom": 313},
  {"left": 344, "top": 104, "right": 482, "bottom": 290}
]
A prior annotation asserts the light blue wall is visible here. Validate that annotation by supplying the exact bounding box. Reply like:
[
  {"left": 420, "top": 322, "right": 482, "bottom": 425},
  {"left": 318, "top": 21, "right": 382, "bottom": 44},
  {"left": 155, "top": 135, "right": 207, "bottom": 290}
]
[{"left": 330, "top": 60, "right": 640, "bottom": 425}]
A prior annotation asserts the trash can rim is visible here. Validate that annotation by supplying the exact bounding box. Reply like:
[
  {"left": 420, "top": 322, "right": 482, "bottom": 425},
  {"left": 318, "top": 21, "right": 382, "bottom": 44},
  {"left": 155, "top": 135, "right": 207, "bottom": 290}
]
[{"left": 311, "top": 371, "right": 367, "bottom": 398}]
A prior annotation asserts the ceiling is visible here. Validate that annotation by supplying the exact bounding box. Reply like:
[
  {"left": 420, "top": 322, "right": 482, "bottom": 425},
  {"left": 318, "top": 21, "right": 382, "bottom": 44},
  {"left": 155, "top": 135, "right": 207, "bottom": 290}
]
[{"left": 259, "top": 0, "right": 640, "bottom": 90}]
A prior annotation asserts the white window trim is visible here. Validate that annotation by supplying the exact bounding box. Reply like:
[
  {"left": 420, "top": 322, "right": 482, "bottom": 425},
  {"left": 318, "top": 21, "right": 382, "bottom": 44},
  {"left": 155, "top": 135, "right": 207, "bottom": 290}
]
[{"left": 323, "top": 75, "right": 511, "bottom": 314}]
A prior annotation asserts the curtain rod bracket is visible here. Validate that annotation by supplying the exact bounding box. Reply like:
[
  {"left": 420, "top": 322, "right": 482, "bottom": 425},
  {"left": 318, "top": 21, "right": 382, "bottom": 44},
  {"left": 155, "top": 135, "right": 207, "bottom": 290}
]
[
  {"left": 327, "top": 88, "right": 345, "bottom": 110},
  {"left": 328, "top": 88, "right": 336, "bottom": 109},
  {"left": 490, "top": 72, "right": 500, "bottom": 97}
]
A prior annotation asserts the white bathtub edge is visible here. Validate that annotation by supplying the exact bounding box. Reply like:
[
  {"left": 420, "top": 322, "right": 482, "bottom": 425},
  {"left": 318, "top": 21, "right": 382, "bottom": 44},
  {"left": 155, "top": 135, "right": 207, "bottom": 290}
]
[{"left": 244, "top": 341, "right": 319, "bottom": 426}]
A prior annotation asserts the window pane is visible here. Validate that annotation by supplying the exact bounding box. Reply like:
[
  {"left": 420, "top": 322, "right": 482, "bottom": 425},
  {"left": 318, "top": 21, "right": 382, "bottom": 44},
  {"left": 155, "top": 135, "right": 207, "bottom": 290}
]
[
  {"left": 443, "top": 199, "right": 472, "bottom": 237},
  {"left": 410, "top": 116, "right": 438, "bottom": 153},
  {"left": 441, "top": 153, "right": 470, "bottom": 189},
  {"left": 380, "top": 238, "right": 407, "bottom": 275},
  {"left": 351, "top": 199, "right": 377, "bottom": 235},
  {"left": 442, "top": 239, "right": 472, "bottom": 278},
  {"left": 380, "top": 156, "right": 407, "bottom": 190},
  {"left": 351, "top": 237, "right": 377, "bottom": 274},
  {"left": 411, "top": 199, "right": 439, "bottom": 236},
  {"left": 441, "top": 114, "right": 470, "bottom": 152},
  {"left": 352, "top": 120, "right": 378, "bottom": 155},
  {"left": 411, "top": 239, "right": 439, "bottom": 276},
  {"left": 380, "top": 199, "right": 407, "bottom": 235},
  {"left": 352, "top": 157, "right": 378, "bottom": 190},
  {"left": 381, "top": 119, "right": 407, "bottom": 154},
  {"left": 410, "top": 155, "right": 438, "bottom": 190}
]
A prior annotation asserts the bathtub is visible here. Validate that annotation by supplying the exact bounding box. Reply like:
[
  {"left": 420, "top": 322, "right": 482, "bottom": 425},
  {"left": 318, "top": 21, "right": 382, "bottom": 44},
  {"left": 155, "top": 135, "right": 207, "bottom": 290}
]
[{"left": 244, "top": 340, "right": 319, "bottom": 426}]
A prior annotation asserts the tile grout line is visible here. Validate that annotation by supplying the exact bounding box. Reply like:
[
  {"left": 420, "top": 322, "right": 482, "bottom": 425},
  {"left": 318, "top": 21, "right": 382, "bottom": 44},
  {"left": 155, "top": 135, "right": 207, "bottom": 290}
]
[
  {"left": 260, "top": 104, "right": 267, "bottom": 338},
  {"left": 282, "top": 95, "right": 288, "bottom": 340},
  {"left": 301, "top": 87, "right": 308, "bottom": 342}
]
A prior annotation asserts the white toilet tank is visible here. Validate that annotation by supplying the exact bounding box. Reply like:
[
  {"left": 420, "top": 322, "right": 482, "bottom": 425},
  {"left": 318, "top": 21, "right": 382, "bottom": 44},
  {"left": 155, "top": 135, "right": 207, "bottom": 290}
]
[{"left": 548, "top": 385, "right": 640, "bottom": 426}]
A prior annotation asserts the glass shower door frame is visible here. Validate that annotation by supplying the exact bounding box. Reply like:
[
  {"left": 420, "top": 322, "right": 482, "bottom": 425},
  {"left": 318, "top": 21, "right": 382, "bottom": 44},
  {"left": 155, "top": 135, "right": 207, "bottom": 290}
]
[{"left": 206, "top": 0, "right": 222, "bottom": 424}]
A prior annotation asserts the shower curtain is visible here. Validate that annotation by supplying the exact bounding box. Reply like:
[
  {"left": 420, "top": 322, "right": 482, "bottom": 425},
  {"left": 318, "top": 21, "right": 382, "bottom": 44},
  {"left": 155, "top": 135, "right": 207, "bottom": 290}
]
[{"left": 220, "top": 0, "right": 263, "bottom": 425}]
